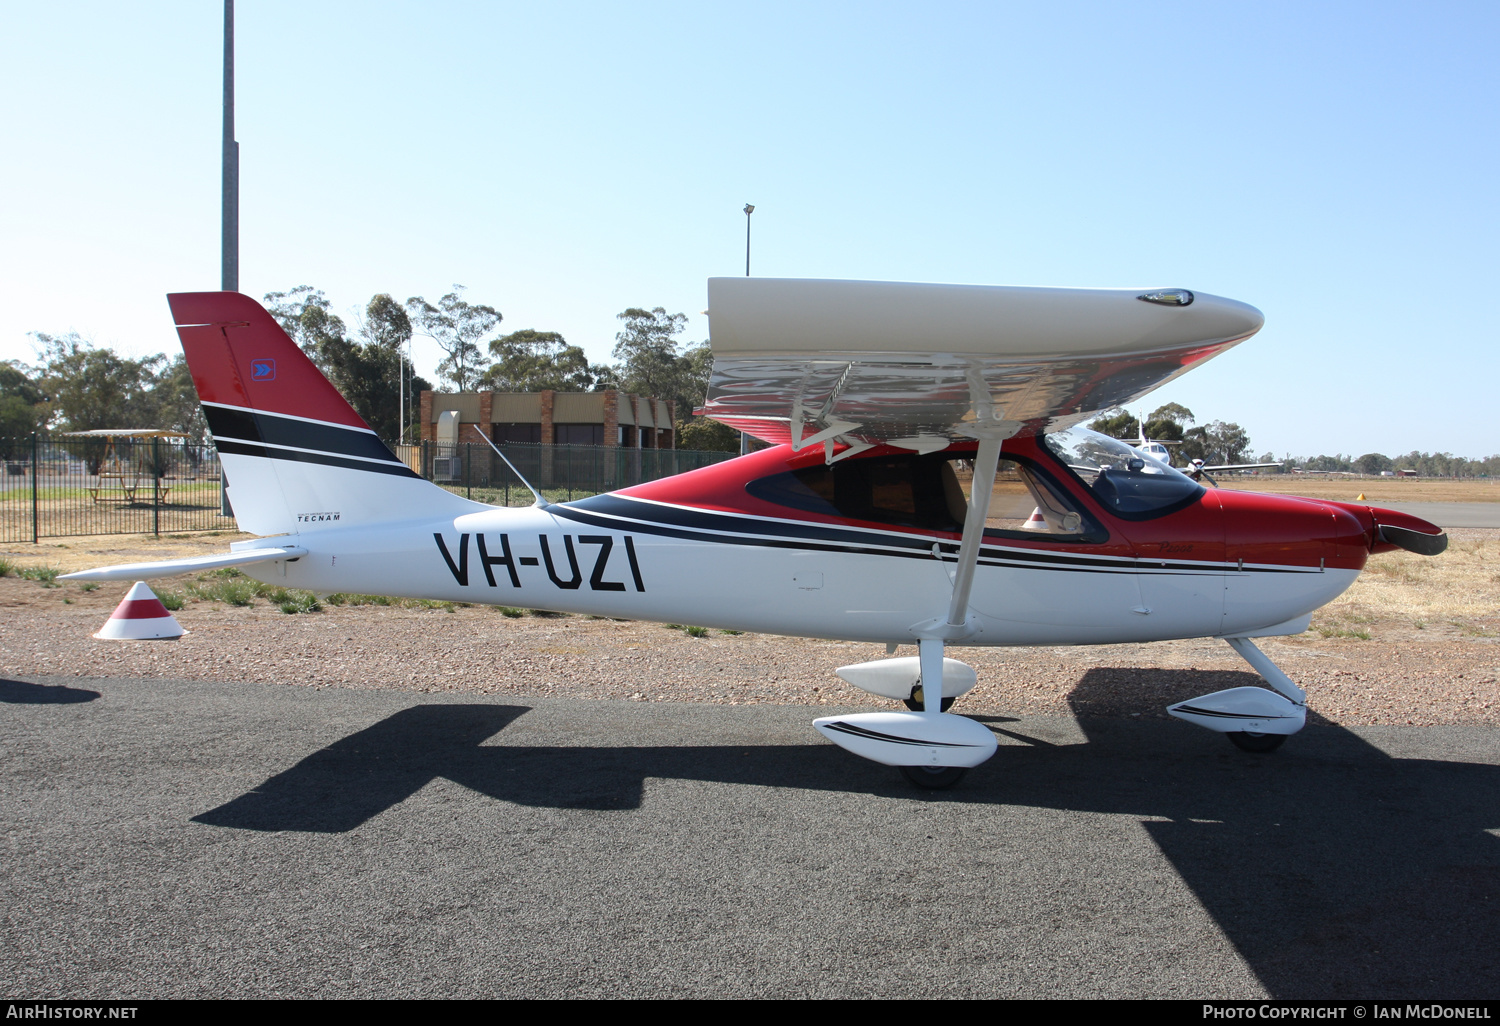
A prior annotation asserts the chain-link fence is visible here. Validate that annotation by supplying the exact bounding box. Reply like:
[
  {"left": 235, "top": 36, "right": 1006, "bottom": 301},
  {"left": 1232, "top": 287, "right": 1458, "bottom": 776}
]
[{"left": 1, "top": 435, "right": 737, "bottom": 542}]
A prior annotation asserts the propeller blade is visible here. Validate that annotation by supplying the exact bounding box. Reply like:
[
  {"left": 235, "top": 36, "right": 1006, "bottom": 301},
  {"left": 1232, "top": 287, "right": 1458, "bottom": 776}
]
[{"left": 1377, "top": 522, "right": 1448, "bottom": 556}]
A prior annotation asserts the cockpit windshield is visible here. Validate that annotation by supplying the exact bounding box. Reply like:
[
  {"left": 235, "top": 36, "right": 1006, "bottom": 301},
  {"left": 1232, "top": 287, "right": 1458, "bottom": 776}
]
[{"left": 1040, "top": 425, "right": 1205, "bottom": 518}]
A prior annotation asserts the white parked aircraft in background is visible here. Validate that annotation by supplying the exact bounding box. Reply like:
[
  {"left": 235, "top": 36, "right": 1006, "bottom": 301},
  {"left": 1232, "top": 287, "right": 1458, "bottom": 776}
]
[{"left": 1125, "top": 416, "right": 1281, "bottom": 482}]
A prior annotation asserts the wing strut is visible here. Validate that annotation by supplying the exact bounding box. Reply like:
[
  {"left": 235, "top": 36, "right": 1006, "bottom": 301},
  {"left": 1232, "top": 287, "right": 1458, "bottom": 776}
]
[
  {"left": 945, "top": 434, "right": 1003, "bottom": 630},
  {"left": 914, "top": 430, "right": 1010, "bottom": 712}
]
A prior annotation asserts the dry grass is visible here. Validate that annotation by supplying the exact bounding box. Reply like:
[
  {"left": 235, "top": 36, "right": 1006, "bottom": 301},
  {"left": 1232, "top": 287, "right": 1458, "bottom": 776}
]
[
  {"left": 1214, "top": 476, "right": 1500, "bottom": 503},
  {"left": 0, "top": 531, "right": 255, "bottom": 575},
  {"left": 1311, "top": 529, "right": 1500, "bottom": 637}
]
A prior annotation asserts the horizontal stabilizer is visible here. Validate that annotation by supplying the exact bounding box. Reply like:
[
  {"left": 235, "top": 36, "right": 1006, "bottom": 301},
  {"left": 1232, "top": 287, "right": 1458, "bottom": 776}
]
[{"left": 60, "top": 545, "right": 308, "bottom": 582}]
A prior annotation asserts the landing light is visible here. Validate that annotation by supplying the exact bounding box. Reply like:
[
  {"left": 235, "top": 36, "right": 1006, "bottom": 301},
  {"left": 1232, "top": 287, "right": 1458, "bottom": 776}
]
[{"left": 1137, "top": 289, "right": 1194, "bottom": 307}]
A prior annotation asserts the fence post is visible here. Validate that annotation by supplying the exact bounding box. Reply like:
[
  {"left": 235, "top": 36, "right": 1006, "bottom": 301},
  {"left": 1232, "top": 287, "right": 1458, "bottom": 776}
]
[
  {"left": 465, "top": 442, "right": 472, "bottom": 500},
  {"left": 31, "top": 432, "right": 39, "bottom": 543},
  {"left": 152, "top": 435, "right": 161, "bottom": 537}
]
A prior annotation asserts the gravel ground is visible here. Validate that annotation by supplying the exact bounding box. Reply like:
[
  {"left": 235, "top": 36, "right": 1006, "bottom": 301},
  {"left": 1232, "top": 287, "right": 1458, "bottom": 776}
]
[{"left": 3, "top": 531, "right": 1497, "bottom": 726}]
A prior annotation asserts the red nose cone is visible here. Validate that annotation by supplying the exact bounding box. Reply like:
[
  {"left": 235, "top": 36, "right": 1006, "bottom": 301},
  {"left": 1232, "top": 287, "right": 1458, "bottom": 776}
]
[
  {"left": 1323, "top": 502, "right": 1448, "bottom": 555},
  {"left": 1218, "top": 490, "right": 1372, "bottom": 571}
]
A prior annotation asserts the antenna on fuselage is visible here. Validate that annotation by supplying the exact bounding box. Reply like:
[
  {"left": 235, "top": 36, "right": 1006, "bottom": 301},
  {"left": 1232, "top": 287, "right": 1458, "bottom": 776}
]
[{"left": 476, "top": 432, "right": 550, "bottom": 508}]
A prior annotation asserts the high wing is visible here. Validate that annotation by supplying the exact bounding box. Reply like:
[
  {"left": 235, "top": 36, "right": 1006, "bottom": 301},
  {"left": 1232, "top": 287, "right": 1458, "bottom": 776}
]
[{"left": 699, "top": 278, "right": 1263, "bottom": 452}]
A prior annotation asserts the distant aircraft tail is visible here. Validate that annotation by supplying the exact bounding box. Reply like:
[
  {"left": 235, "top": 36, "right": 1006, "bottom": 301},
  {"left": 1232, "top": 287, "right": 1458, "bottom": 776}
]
[{"left": 168, "top": 292, "right": 485, "bottom": 536}]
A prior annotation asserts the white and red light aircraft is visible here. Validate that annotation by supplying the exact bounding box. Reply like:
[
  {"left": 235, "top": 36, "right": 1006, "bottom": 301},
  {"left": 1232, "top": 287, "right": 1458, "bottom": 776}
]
[
  {"left": 64, "top": 278, "right": 1448, "bottom": 788},
  {"left": 1124, "top": 416, "right": 1282, "bottom": 480}
]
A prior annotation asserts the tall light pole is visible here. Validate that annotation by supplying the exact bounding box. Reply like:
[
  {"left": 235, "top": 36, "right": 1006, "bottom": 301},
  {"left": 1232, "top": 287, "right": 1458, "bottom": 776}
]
[
  {"left": 743, "top": 203, "right": 754, "bottom": 276},
  {"left": 222, "top": 0, "right": 239, "bottom": 292},
  {"left": 739, "top": 203, "right": 756, "bottom": 455}
]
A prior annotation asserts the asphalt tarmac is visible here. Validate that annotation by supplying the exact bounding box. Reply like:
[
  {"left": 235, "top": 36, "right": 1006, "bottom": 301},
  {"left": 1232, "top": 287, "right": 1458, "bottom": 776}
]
[
  {"left": 3, "top": 675, "right": 1498, "bottom": 1000},
  {"left": 1375, "top": 502, "right": 1500, "bottom": 529}
]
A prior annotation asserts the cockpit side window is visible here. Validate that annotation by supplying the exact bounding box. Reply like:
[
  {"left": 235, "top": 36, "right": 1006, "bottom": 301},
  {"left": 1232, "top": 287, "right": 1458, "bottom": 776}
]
[
  {"left": 746, "top": 451, "right": 1101, "bottom": 541},
  {"left": 1040, "top": 425, "right": 1206, "bottom": 520},
  {"left": 756, "top": 455, "right": 963, "bottom": 531}
]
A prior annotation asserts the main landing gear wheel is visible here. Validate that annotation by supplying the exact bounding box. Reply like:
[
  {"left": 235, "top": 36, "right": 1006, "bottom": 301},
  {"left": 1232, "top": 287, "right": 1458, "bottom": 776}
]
[
  {"left": 903, "top": 685, "right": 955, "bottom": 713},
  {"left": 900, "top": 765, "right": 967, "bottom": 789},
  {"left": 1227, "top": 731, "right": 1286, "bottom": 753}
]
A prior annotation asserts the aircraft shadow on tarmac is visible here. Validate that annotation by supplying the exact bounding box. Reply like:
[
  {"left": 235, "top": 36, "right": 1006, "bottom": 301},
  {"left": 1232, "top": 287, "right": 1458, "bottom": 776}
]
[
  {"left": 0, "top": 678, "right": 100, "bottom": 704},
  {"left": 193, "top": 668, "right": 1500, "bottom": 999}
]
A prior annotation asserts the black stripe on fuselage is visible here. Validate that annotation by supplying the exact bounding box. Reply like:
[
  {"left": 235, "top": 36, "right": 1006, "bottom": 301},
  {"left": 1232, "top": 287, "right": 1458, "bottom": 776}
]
[
  {"left": 214, "top": 439, "right": 420, "bottom": 478},
  {"left": 555, "top": 496, "right": 1148, "bottom": 573},
  {"left": 550, "top": 500, "right": 940, "bottom": 563},
  {"left": 552, "top": 494, "right": 1321, "bottom": 576},
  {"left": 204, "top": 404, "right": 404, "bottom": 466},
  {"left": 566, "top": 493, "right": 937, "bottom": 555}
]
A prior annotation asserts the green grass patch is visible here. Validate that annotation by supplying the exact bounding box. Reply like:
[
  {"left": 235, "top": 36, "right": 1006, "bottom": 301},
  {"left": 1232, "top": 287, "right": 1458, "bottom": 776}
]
[
  {"left": 156, "top": 590, "right": 185, "bottom": 611},
  {"left": 19, "top": 566, "right": 60, "bottom": 586},
  {"left": 325, "top": 593, "right": 389, "bottom": 606},
  {"left": 684, "top": 625, "right": 708, "bottom": 637},
  {"left": 497, "top": 606, "right": 526, "bottom": 617},
  {"left": 1313, "top": 625, "right": 1371, "bottom": 640},
  {"left": 322, "top": 592, "right": 460, "bottom": 611},
  {"left": 278, "top": 593, "right": 321, "bottom": 614},
  {"left": 0, "top": 558, "right": 15, "bottom": 577},
  {"left": 78, "top": 581, "right": 99, "bottom": 592}
]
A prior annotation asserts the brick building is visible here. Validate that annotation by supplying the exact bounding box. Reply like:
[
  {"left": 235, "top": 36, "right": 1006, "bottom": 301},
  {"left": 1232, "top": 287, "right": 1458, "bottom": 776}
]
[{"left": 419, "top": 390, "right": 676, "bottom": 449}]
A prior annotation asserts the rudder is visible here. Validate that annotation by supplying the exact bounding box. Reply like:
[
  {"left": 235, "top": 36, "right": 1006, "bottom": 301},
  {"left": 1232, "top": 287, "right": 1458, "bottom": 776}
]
[{"left": 169, "top": 292, "right": 485, "bottom": 535}]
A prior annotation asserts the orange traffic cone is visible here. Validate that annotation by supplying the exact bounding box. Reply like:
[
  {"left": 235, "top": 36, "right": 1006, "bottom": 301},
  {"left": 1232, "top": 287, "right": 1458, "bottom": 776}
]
[{"left": 94, "top": 581, "right": 186, "bottom": 640}]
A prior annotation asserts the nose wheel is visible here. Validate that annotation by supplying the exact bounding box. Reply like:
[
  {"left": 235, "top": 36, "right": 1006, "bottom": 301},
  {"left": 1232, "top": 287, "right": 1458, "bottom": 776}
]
[
  {"left": 1227, "top": 731, "right": 1286, "bottom": 753},
  {"left": 900, "top": 765, "right": 967, "bottom": 789},
  {"left": 903, "top": 685, "right": 955, "bottom": 713}
]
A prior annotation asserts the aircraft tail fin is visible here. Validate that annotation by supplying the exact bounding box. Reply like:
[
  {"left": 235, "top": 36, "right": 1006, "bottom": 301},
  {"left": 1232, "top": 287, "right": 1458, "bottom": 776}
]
[{"left": 168, "top": 292, "right": 486, "bottom": 536}]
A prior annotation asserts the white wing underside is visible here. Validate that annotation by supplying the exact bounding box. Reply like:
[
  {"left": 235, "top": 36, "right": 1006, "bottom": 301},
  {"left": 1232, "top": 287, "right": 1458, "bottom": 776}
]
[{"left": 700, "top": 278, "right": 1264, "bottom": 450}]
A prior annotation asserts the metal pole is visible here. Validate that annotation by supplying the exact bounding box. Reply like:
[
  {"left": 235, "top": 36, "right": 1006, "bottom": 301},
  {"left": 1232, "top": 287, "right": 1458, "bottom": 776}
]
[
  {"left": 743, "top": 203, "right": 754, "bottom": 276},
  {"left": 152, "top": 436, "right": 161, "bottom": 537},
  {"left": 30, "top": 433, "right": 39, "bottom": 543},
  {"left": 222, "top": 0, "right": 239, "bottom": 292}
]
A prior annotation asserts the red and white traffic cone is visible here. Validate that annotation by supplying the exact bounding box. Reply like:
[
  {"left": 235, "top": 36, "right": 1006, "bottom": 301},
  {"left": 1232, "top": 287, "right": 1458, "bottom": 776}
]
[
  {"left": 94, "top": 581, "right": 186, "bottom": 640},
  {"left": 1022, "top": 507, "right": 1049, "bottom": 531}
]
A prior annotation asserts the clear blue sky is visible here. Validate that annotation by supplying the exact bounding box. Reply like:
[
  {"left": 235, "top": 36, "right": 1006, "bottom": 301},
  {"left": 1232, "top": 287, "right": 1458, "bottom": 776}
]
[{"left": 2, "top": 1, "right": 1495, "bottom": 458}]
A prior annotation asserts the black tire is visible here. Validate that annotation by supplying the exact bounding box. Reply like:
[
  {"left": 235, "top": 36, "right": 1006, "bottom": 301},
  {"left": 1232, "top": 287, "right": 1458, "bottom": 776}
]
[
  {"left": 1227, "top": 731, "right": 1286, "bottom": 753},
  {"left": 900, "top": 765, "right": 967, "bottom": 789},
  {"left": 903, "top": 686, "right": 955, "bottom": 713}
]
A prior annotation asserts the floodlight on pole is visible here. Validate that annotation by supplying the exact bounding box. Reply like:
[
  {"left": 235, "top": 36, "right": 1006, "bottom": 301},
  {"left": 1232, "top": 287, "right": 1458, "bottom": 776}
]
[{"left": 743, "top": 204, "right": 754, "bottom": 276}]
